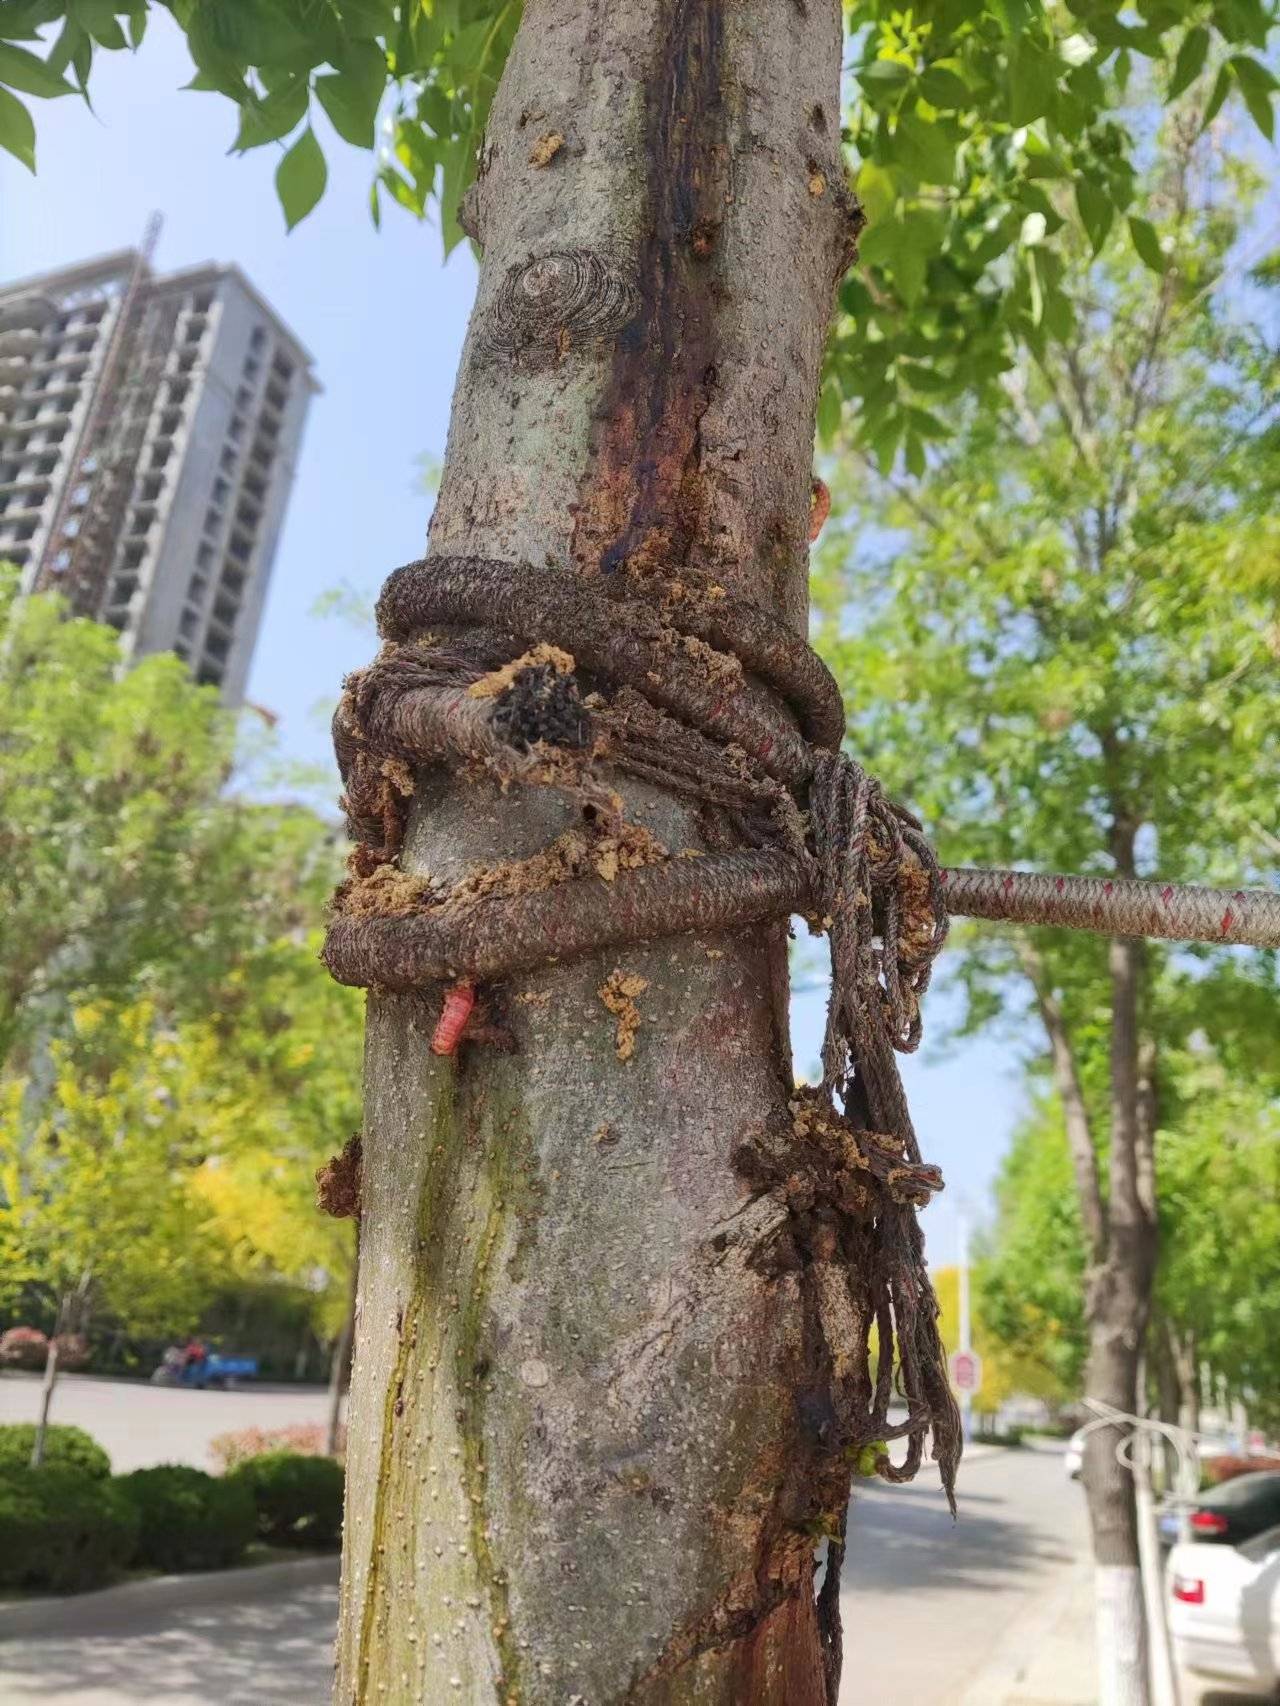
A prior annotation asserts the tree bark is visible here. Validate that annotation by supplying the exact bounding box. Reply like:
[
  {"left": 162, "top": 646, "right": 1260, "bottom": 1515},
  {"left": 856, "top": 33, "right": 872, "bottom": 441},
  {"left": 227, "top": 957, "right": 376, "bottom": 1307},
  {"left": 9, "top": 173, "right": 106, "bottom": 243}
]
[
  {"left": 326, "top": 1234, "right": 359, "bottom": 1459},
  {"left": 1082, "top": 920, "right": 1158, "bottom": 1706},
  {"left": 336, "top": 3, "right": 857, "bottom": 1701}
]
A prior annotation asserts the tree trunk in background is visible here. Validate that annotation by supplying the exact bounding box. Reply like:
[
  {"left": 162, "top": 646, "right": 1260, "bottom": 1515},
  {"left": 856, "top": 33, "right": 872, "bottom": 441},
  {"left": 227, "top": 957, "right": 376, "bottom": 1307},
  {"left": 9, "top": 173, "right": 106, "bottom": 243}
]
[
  {"left": 1082, "top": 921, "right": 1158, "bottom": 1706},
  {"left": 1151, "top": 1315, "right": 1182, "bottom": 1490},
  {"left": 336, "top": 2, "right": 857, "bottom": 1700},
  {"left": 30, "top": 1331, "right": 59, "bottom": 1468},
  {"left": 1173, "top": 1332, "right": 1200, "bottom": 1437}
]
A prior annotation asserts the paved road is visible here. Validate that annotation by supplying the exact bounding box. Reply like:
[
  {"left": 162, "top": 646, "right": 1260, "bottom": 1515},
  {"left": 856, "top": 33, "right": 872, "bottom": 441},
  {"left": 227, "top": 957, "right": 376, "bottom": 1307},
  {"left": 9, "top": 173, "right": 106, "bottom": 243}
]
[
  {"left": 839, "top": 1439, "right": 1089, "bottom": 1704},
  {"left": 0, "top": 1433, "right": 1263, "bottom": 1703},
  {"left": 0, "top": 1573, "right": 339, "bottom": 1704},
  {"left": 0, "top": 1373, "right": 342, "bottom": 1473}
]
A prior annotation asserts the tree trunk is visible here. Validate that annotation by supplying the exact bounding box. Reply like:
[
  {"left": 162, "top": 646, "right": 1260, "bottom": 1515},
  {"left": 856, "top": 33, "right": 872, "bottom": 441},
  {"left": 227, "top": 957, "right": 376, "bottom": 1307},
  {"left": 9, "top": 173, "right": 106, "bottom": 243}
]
[
  {"left": 1150, "top": 1314, "right": 1181, "bottom": 1490},
  {"left": 1082, "top": 930, "right": 1157, "bottom": 1706},
  {"left": 336, "top": 3, "right": 857, "bottom": 1701},
  {"left": 326, "top": 1234, "right": 358, "bottom": 1459},
  {"left": 30, "top": 1331, "right": 60, "bottom": 1468},
  {"left": 1173, "top": 1330, "right": 1199, "bottom": 1436}
]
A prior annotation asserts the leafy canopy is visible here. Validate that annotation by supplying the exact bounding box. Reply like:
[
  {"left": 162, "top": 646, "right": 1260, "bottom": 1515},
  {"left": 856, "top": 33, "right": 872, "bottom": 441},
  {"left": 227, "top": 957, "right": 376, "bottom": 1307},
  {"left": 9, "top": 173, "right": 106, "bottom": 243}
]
[
  {"left": 815, "top": 135, "right": 1279, "bottom": 1412},
  {"left": 0, "top": 577, "right": 363, "bottom": 1341},
  {"left": 978, "top": 979, "right": 1280, "bottom": 1425},
  {"left": 2, "top": 0, "right": 1275, "bottom": 451},
  {"left": 0, "top": 573, "right": 335, "bottom": 1069}
]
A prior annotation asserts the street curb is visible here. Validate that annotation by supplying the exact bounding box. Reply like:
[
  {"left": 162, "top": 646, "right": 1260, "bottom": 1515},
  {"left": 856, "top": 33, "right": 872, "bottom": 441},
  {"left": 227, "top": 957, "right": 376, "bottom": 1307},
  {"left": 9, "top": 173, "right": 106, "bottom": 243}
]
[{"left": 0, "top": 1552, "right": 339, "bottom": 1640}]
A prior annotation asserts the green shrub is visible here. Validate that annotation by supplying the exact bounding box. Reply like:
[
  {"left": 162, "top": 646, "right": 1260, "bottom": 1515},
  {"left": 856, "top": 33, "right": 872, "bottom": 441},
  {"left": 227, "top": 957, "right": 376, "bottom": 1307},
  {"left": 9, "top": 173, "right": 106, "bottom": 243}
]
[
  {"left": 0, "top": 1467, "right": 138, "bottom": 1594},
  {"left": 229, "top": 1451, "right": 344, "bottom": 1547},
  {"left": 0, "top": 1423, "right": 111, "bottom": 1480},
  {"left": 118, "top": 1465, "right": 255, "bottom": 1573}
]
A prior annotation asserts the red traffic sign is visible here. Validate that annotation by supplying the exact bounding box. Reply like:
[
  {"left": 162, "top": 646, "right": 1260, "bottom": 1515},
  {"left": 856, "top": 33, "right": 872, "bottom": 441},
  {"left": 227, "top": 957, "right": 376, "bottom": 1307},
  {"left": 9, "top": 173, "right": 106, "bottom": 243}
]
[{"left": 949, "top": 1349, "right": 983, "bottom": 1394}]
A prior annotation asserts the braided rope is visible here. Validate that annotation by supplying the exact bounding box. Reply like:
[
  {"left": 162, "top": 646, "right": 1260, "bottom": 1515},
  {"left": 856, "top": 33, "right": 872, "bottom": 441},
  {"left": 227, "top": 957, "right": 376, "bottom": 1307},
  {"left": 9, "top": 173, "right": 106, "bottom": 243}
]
[
  {"left": 324, "top": 552, "right": 1277, "bottom": 1513},
  {"left": 327, "top": 554, "right": 965, "bottom": 1501},
  {"left": 941, "top": 866, "right": 1280, "bottom": 948}
]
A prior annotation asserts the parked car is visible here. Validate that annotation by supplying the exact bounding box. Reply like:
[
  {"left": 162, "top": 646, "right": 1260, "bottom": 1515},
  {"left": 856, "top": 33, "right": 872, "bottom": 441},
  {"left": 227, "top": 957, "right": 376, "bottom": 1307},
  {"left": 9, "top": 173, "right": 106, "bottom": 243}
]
[
  {"left": 1167, "top": 1525, "right": 1280, "bottom": 1696},
  {"left": 1160, "top": 1471, "right": 1280, "bottom": 1548},
  {"left": 1064, "top": 1428, "right": 1085, "bottom": 1479}
]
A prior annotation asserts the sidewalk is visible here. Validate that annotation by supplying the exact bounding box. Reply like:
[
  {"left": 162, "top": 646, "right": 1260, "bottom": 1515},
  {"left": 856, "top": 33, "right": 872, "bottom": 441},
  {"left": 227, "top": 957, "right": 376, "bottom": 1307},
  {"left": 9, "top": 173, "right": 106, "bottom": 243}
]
[{"left": 959, "top": 1560, "right": 1095, "bottom": 1705}]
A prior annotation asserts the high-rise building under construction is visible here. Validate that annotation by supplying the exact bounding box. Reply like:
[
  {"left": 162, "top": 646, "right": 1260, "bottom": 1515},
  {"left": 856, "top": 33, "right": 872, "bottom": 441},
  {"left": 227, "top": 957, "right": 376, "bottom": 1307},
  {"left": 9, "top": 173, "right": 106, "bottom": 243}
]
[{"left": 0, "top": 234, "right": 316, "bottom": 705}]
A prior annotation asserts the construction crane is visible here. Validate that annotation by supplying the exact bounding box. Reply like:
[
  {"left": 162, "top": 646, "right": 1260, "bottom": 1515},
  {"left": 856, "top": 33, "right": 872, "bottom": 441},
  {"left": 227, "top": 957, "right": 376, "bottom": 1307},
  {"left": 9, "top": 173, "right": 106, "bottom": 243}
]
[{"left": 33, "top": 211, "right": 164, "bottom": 617}]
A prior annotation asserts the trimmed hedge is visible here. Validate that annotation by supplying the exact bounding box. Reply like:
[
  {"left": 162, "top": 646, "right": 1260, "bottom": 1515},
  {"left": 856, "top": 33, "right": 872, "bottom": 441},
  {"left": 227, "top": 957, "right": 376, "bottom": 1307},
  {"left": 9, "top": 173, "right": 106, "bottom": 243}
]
[
  {"left": 0, "top": 1467, "right": 138, "bottom": 1594},
  {"left": 118, "top": 1464, "right": 256, "bottom": 1574},
  {"left": 0, "top": 1423, "right": 111, "bottom": 1481},
  {"left": 229, "top": 1451, "right": 344, "bottom": 1547}
]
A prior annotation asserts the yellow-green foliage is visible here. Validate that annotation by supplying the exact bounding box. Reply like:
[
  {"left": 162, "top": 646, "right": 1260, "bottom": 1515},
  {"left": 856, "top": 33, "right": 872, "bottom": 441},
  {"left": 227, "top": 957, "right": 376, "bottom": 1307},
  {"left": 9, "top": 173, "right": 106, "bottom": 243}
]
[{"left": 0, "top": 577, "right": 363, "bottom": 1344}]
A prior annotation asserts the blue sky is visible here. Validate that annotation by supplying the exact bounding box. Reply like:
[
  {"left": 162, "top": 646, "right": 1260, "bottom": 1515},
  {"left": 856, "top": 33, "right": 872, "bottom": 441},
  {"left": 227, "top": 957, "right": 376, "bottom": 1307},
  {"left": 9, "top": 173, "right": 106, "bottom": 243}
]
[{"left": 0, "top": 13, "right": 1029, "bottom": 1265}]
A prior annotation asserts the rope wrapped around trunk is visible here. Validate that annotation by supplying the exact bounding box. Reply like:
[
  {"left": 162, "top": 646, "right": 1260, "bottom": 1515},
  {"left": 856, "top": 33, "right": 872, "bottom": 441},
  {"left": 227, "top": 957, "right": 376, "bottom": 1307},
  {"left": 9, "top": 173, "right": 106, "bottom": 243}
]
[
  {"left": 325, "top": 554, "right": 965, "bottom": 1504},
  {"left": 322, "top": 553, "right": 1279, "bottom": 1512}
]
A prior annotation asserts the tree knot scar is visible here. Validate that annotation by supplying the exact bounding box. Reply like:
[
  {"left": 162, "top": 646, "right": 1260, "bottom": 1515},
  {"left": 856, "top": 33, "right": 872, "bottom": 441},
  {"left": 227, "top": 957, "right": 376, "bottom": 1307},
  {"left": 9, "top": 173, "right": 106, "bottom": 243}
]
[
  {"left": 476, "top": 250, "right": 641, "bottom": 371},
  {"left": 316, "top": 1133, "right": 363, "bottom": 1219},
  {"left": 598, "top": 969, "right": 649, "bottom": 1061}
]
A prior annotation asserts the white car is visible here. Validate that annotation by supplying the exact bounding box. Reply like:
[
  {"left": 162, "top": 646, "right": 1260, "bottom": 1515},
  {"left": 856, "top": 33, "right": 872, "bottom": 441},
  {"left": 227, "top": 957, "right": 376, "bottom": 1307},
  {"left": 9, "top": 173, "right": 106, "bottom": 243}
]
[
  {"left": 1064, "top": 1427, "right": 1084, "bottom": 1478},
  {"left": 1167, "top": 1524, "right": 1280, "bottom": 1696}
]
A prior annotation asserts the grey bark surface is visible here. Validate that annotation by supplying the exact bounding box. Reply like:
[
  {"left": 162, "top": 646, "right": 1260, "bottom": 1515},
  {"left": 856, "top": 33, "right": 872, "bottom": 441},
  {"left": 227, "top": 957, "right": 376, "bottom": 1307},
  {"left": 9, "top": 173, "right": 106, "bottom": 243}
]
[{"left": 336, "top": 3, "right": 856, "bottom": 1701}]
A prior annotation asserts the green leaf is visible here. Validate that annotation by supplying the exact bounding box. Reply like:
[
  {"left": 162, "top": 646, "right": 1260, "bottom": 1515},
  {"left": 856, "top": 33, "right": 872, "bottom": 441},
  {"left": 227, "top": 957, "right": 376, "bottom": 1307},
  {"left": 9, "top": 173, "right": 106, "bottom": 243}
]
[
  {"left": 0, "top": 84, "right": 36, "bottom": 171},
  {"left": 1200, "top": 64, "right": 1234, "bottom": 128},
  {"left": 378, "top": 163, "right": 425, "bottom": 215},
  {"left": 919, "top": 65, "right": 971, "bottom": 109},
  {"left": 869, "top": 413, "right": 903, "bottom": 475},
  {"left": 817, "top": 378, "right": 842, "bottom": 445},
  {"left": 439, "top": 131, "right": 472, "bottom": 256},
  {"left": 126, "top": 3, "right": 146, "bottom": 49},
  {"left": 1075, "top": 177, "right": 1113, "bottom": 253},
  {"left": 1237, "top": 76, "right": 1275, "bottom": 137},
  {"left": 856, "top": 160, "right": 897, "bottom": 225},
  {"left": 1231, "top": 55, "right": 1277, "bottom": 138},
  {"left": 1169, "top": 25, "right": 1210, "bottom": 97},
  {"left": 1008, "top": 40, "right": 1056, "bottom": 126},
  {"left": 893, "top": 111, "right": 957, "bottom": 185},
  {"left": 1230, "top": 53, "right": 1278, "bottom": 93},
  {"left": 338, "top": 0, "right": 396, "bottom": 33},
  {"left": 275, "top": 126, "right": 327, "bottom": 230},
  {"left": 858, "top": 58, "right": 912, "bottom": 105},
  {"left": 233, "top": 77, "right": 308, "bottom": 151},
  {"left": 69, "top": 0, "right": 127, "bottom": 51},
  {"left": 315, "top": 41, "right": 386, "bottom": 148},
  {"left": 904, "top": 433, "right": 926, "bottom": 477},
  {"left": 71, "top": 30, "right": 92, "bottom": 90},
  {"left": 417, "top": 84, "right": 452, "bottom": 138},
  {"left": 44, "top": 18, "right": 86, "bottom": 78},
  {"left": 1128, "top": 215, "right": 1167, "bottom": 274},
  {"left": 0, "top": 41, "right": 77, "bottom": 98}
]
